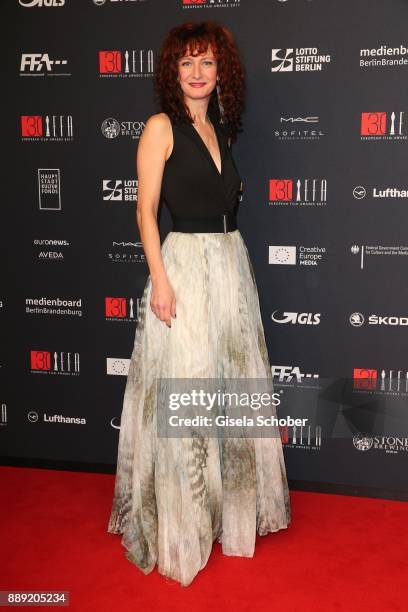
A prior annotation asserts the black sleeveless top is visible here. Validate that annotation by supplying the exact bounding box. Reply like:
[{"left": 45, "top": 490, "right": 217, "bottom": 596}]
[{"left": 159, "top": 113, "right": 242, "bottom": 218}]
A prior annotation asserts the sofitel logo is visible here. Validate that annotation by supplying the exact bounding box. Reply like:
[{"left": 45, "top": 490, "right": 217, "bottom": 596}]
[
  {"left": 21, "top": 115, "right": 73, "bottom": 141},
  {"left": 271, "top": 48, "right": 331, "bottom": 72},
  {"left": 101, "top": 118, "right": 144, "bottom": 139},
  {"left": 105, "top": 297, "right": 142, "bottom": 322},
  {"left": 269, "top": 178, "right": 327, "bottom": 206},
  {"left": 20, "top": 53, "right": 69, "bottom": 76},
  {"left": 99, "top": 50, "right": 153, "bottom": 77},
  {"left": 360, "top": 111, "right": 407, "bottom": 140},
  {"left": 103, "top": 179, "right": 137, "bottom": 202},
  {"left": 30, "top": 350, "right": 80, "bottom": 375},
  {"left": 274, "top": 116, "right": 325, "bottom": 141}
]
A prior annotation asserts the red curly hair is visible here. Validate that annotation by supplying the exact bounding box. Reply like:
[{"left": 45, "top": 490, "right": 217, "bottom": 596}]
[{"left": 153, "top": 21, "right": 245, "bottom": 142}]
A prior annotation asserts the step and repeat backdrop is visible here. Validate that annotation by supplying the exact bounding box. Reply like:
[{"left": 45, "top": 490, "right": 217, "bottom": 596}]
[{"left": 3, "top": 0, "right": 408, "bottom": 500}]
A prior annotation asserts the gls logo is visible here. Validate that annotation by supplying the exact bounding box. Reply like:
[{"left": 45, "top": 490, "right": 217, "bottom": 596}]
[
  {"left": 271, "top": 311, "right": 321, "bottom": 325},
  {"left": 19, "top": 0, "right": 64, "bottom": 6}
]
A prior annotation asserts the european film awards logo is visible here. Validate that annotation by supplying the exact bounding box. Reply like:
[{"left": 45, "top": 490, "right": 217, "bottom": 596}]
[
  {"left": 99, "top": 50, "right": 154, "bottom": 78},
  {"left": 360, "top": 111, "right": 407, "bottom": 141},
  {"left": 269, "top": 178, "right": 327, "bottom": 207},
  {"left": 21, "top": 115, "right": 73, "bottom": 141},
  {"left": 182, "top": 0, "right": 241, "bottom": 8},
  {"left": 30, "top": 350, "right": 80, "bottom": 375},
  {"left": 105, "top": 297, "right": 142, "bottom": 322}
]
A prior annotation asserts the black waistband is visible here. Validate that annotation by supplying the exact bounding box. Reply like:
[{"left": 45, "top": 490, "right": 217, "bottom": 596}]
[{"left": 170, "top": 212, "right": 237, "bottom": 233}]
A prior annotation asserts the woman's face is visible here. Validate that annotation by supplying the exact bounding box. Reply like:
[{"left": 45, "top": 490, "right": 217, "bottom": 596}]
[{"left": 177, "top": 45, "right": 218, "bottom": 102}]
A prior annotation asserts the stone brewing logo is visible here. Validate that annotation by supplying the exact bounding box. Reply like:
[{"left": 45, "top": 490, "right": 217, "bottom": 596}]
[
  {"left": 353, "top": 433, "right": 373, "bottom": 451},
  {"left": 101, "top": 118, "right": 120, "bottom": 139},
  {"left": 353, "top": 433, "right": 408, "bottom": 454},
  {"left": 101, "top": 118, "right": 144, "bottom": 139}
]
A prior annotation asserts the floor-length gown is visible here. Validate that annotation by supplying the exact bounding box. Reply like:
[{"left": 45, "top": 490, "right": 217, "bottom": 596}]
[{"left": 107, "top": 109, "right": 292, "bottom": 587}]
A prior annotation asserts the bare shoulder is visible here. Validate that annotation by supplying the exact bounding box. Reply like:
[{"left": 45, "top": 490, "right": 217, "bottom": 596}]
[
  {"left": 142, "top": 113, "right": 172, "bottom": 160},
  {"left": 144, "top": 112, "right": 172, "bottom": 132},
  {"left": 139, "top": 113, "right": 172, "bottom": 161}
]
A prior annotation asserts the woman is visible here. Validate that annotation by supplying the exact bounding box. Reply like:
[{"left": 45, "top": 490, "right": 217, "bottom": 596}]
[{"left": 107, "top": 20, "right": 291, "bottom": 587}]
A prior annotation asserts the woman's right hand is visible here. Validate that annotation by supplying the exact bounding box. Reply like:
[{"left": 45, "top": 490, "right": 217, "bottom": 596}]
[{"left": 150, "top": 279, "right": 177, "bottom": 328}]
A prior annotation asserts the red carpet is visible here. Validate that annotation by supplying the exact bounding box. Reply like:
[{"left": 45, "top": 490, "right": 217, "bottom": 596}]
[{"left": 1, "top": 466, "right": 407, "bottom": 611}]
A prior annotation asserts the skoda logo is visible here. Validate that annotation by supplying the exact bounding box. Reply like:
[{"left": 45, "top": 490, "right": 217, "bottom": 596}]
[{"left": 350, "top": 312, "right": 364, "bottom": 327}]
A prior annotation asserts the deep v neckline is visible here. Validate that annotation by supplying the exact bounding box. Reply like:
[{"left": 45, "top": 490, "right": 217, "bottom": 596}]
[{"left": 190, "top": 115, "right": 224, "bottom": 177}]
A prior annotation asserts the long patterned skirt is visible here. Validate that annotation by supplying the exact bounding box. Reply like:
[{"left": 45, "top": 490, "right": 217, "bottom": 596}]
[{"left": 107, "top": 229, "right": 291, "bottom": 587}]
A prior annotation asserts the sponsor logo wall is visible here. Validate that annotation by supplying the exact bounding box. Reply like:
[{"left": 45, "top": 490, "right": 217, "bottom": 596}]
[{"left": 4, "top": 0, "right": 408, "bottom": 499}]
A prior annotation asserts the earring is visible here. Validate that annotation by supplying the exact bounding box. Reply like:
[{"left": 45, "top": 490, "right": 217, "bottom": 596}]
[{"left": 216, "top": 77, "right": 225, "bottom": 123}]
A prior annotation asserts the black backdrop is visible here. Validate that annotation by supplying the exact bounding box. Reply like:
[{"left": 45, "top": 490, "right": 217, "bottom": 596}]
[{"left": 3, "top": 0, "right": 408, "bottom": 501}]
